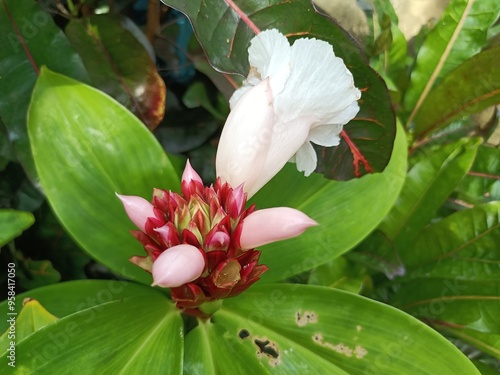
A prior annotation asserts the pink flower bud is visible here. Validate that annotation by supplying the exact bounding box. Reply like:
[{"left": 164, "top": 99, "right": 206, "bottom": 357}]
[
  {"left": 116, "top": 193, "right": 155, "bottom": 232},
  {"left": 182, "top": 159, "right": 203, "bottom": 184},
  {"left": 151, "top": 244, "right": 205, "bottom": 288},
  {"left": 239, "top": 207, "right": 318, "bottom": 249}
]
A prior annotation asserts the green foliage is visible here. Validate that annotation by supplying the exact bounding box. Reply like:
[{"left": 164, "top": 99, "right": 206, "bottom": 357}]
[
  {"left": 0, "top": 0, "right": 499, "bottom": 373},
  {"left": 0, "top": 209, "right": 34, "bottom": 247},
  {"left": 28, "top": 68, "right": 178, "bottom": 284}
]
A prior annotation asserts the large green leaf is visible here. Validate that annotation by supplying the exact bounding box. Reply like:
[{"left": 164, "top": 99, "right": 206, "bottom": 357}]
[
  {"left": 390, "top": 278, "right": 499, "bottom": 334},
  {"left": 0, "top": 0, "right": 88, "bottom": 182},
  {"left": 185, "top": 284, "right": 480, "bottom": 374},
  {"left": 456, "top": 145, "right": 500, "bottom": 205},
  {"left": 404, "top": 0, "right": 500, "bottom": 125},
  {"left": 413, "top": 46, "right": 500, "bottom": 138},
  {"left": 401, "top": 202, "right": 500, "bottom": 272},
  {"left": 251, "top": 123, "right": 406, "bottom": 282},
  {"left": 0, "top": 280, "right": 159, "bottom": 333},
  {"left": 378, "top": 137, "right": 480, "bottom": 251},
  {"left": 28, "top": 68, "right": 179, "bottom": 284},
  {"left": 162, "top": 0, "right": 396, "bottom": 180},
  {"left": 0, "top": 209, "right": 34, "bottom": 246},
  {"left": 443, "top": 327, "right": 500, "bottom": 359},
  {"left": 65, "top": 14, "right": 166, "bottom": 130},
  {"left": 370, "top": 0, "right": 408, "bottom": 91},
  {"left": 389, "top": 203, "right": 500, "bottom": 336},
  {"left": 0, "top": 299, "right": 57, "bottom": 354},
  {"left": 0, "top": 293, "right": 183, "bottom": 374}
]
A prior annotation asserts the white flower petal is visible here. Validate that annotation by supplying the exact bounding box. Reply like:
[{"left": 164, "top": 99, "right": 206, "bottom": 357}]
[
  {"left": 308, "top": 124, "right": 343, "bottom": 147},
  {"left": 275, "top": 37, "right": 361, "bottom": 125},
  {"left": 294, "top": 141, "right": 317, "bottom": 176},
  {"left": 216, "top": 79, "right": 275, "bottom": 195},
  {"left": 247, "top": 29, "right": 291, "bottom": 96}
]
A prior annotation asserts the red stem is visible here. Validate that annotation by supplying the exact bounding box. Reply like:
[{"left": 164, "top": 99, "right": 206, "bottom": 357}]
[
  {"left": 225, "top": 0, "right": 260, "bottom": 34},
  {"left": 340, "top": 130, "right": 373, "bottom": 177},
  {"left": 2, "top": 0, "right": 40, "bottom": 75}
]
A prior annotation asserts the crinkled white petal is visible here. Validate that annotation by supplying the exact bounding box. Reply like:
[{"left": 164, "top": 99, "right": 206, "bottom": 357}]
[
  {"left": 247, "top": 29, "right": 291, "bottom": 96},
  {"left": 294, "top": 141, "right": 317, "bottom": 176},
  {"left": 275, "top": 37, "right": 361, "bottom": 125},
  {"left": 221, "top": 29, "right": 362, "bottom": 194},
  {"left": 308, "top": 124, "right": 343, "bottom": 147}
]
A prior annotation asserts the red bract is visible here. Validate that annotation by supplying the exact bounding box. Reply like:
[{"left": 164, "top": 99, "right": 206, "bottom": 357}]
[{"left": 129, "top": 176, "right": 268, "bottom": 316}]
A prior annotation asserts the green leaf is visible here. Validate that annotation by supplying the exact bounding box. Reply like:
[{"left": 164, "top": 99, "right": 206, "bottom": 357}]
[
  {"left": 28, "top": 68, "right": 179, "bottom": 284},
  {"left": 456, "top": 145, "right": 500, "bottom": 204},
  {"left": 0, "top": 293, "right": 183, "bottom": 374},
  {"left": 440, "top": 326, "right": 500, "bottom": 359},
  {"left": 0, "top": 299, "right": 57, "bottom": 354},
  {"left": 404, "top": 0, "right": 500, "bottom": 125},
  {"left": 0, "top": 209, "right": 34, "bottom": 246},
  {"left": 390, "top": 278, "right": 499, "bottom": 334},
  {"left": 65, "top": 14, "right": 166, "bottom": 130},
  {"left": 0, "top": 280, "right": 159, "bottom": 333},
  {"left": 163, "top": 0, "right": 396, "bottom": 180},
  {"left": 252, "top": 123, "right": 406, "bottom": 282},
  {"left": 400, "top": 202, "right": 500, "bottom": 273},
  {"left": 389, "top": 203, "right": 500, "bottom": 337},
  {"left": 16, "top": 259, "right": 61, "bottom": 290},
  {"left": 182, "top": 82, "right": 226, "bottom": 121},
  {"left": 413, "top": 46, "right": 500, "bottom": 138},
  {"left": 378, "top": 137, "right": 480, "bottom": 251},
  {"left": 0, "top": 0, "right": 89, "bottom": 182},
  {"left": 308, "top": 256, "right": 368, "bottom": 294},
  {"left": 185, "top": 284, "right": 480, "bottom": 374}
]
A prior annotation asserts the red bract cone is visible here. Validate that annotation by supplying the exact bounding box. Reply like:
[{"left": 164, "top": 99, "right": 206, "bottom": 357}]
[{"left": 120, "top": 163, "right": 268, "bottom": 316}]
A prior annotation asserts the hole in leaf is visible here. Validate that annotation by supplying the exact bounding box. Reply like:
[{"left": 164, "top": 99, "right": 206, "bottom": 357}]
[
  {"left": 238, "top": 329, "right": 250, "bottom": 339},
  {"left": 254, "top": 338, "right": 279, "bottom": 359}
]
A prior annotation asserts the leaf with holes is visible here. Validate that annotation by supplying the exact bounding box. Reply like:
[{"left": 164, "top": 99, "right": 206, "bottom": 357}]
[
  {"left": 185, "top": 284, "right": 480, "bottom": 374},
  {"left": 162, "top": 0, "right": 396, "bottom": 180}
]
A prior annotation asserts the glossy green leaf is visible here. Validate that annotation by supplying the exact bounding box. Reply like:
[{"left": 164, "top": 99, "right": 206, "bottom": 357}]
[
  {"left": 28, "top": 68, "right": 179, "bottom": 284},
  {"left": 401, "top": 202, "right": 500, "bottom": 273},
  {"left": 308, "top": 256, "right": 368, "bottom": 294},
  {"left": 389, "top": 203, "right": 500, "bottom": 337},
  {"left": 184, "top": 284, "right": 480, "bottom": 374},
  {"left": 413, "top": 46, "right": 500, "bottom": 138},
  {"left": 456, "top": 145, "right": 500, "bottom": 204},
  {"left": 65, "top": 14, "right": 166, "bottom": 130},
  {"left": 370, "top": 0, "right": 408, "bottom": 91},
  {"left": 0, "top": 209, "right": 34, "bottom": 246},
  {"left": 440, "top": 326, "right": 500, "bottom": 359},
  {"left": 378, "top": 137, "right": 480, "bottom": 251},
  {"left": 0, "top": 0, "right": 88, "bottom": 181},
  {"left": 163, "top": 0, "right": 396, "bottom": 180},
  {"left": 16, "top": 259, "right": 61, "bottom": 290},
  {"left": 391, "top": 278, "right": 499, "bottom": 334},
  {"left": 0, "top": 299, "right": 57, "bottom": 354},
  {"left": 404, "top": 0, "right": 500, "bottom": 125},
  {"left": 0, "top": 280, "right": 159, "bottom": 333},
  {"left": 0, "top": 293, "right": 183, "bottom": 374},
  {"left": 252, "top": 123, "right": 406, "bottom": 282}
]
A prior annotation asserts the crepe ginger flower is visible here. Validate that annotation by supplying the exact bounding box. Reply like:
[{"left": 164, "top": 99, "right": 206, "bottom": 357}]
[
  {"left": 216, "top": 29, "right": 361, "bottom": 198},
  {"left": 117, "top": 161, "right": 317, "bottom": 316}
]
